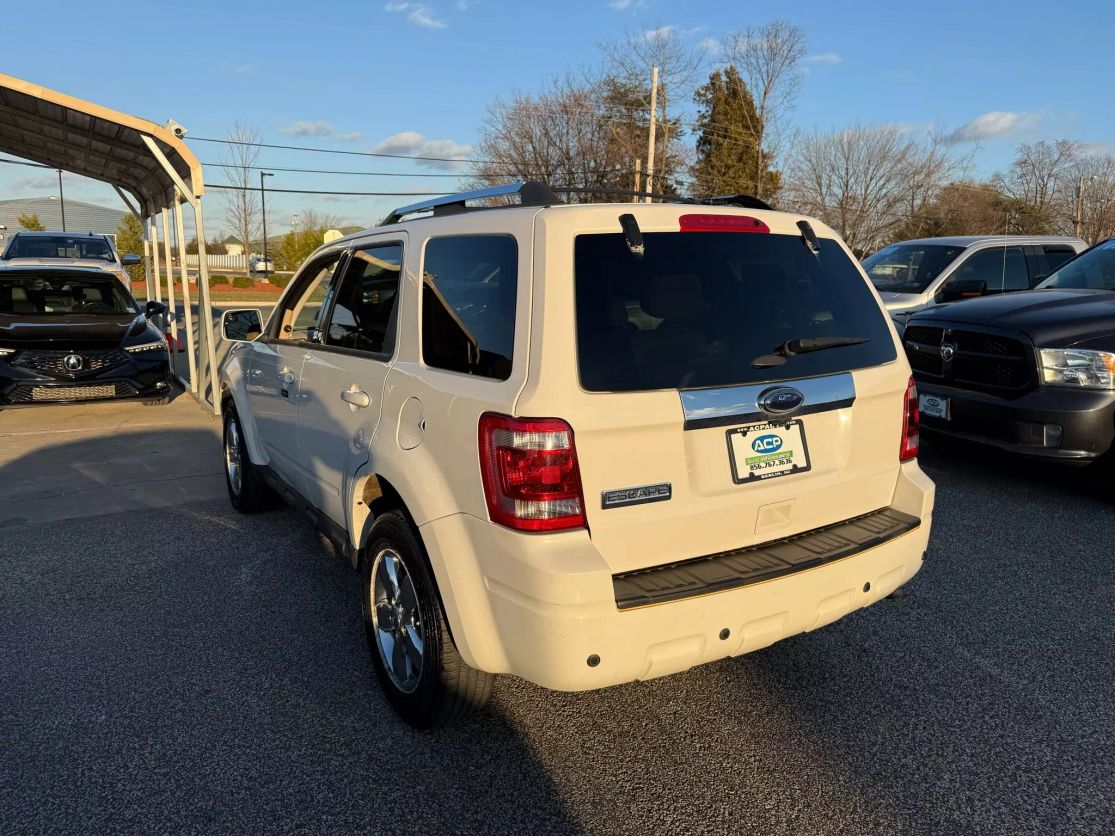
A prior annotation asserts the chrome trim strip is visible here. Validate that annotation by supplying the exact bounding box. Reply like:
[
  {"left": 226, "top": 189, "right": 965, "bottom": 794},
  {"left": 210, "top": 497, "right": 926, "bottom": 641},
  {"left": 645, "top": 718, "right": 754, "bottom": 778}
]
[{"left": 679, "top": 372, "right": 856, "bottom": 430}]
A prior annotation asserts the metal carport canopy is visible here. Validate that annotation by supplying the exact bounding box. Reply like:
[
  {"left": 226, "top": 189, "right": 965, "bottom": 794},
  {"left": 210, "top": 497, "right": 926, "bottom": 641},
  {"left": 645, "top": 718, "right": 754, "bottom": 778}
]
[{"left": 0, "top": 71, "right": 222, "bottom": 414}]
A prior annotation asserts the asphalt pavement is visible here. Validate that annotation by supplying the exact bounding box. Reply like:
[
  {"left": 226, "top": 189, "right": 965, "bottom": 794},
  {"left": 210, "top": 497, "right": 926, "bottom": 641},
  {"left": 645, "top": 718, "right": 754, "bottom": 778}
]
[{"left": 0, "top": 405, "right": 1112, "bottom": 835}]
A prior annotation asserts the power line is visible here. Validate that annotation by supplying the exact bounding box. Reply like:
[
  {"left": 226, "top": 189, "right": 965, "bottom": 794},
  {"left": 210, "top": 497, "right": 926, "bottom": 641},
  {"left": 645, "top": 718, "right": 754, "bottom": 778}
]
[
  {"left": 202, "top": 162, "right": 474, "bottom": 179},
  {"left": 207, "top": 183, "right": 439, "bottom": 197},
  {"left": 191, "top": 135, "right": 492, "bottom": 165}
]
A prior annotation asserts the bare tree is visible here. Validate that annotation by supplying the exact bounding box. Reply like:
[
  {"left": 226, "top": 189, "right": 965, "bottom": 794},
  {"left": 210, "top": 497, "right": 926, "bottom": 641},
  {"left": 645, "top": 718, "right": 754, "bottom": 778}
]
[
  {"left": 785, "top": 124, "right": 958, "bottom": 254},
  {"left": 1077, "top": 153, "right": 1115, "bottom": 244},
  {"left": 219, "top": 122, "right": 263, "bottom": 258},
  {"left": 599, "top": 25, "right": 703, "bottom": 191},
  {"left": 992, "top": 139, "right": 1079, "bottom": 234},
  {"left": 723, "top": 20, "right": 807, "bottom": 198}
]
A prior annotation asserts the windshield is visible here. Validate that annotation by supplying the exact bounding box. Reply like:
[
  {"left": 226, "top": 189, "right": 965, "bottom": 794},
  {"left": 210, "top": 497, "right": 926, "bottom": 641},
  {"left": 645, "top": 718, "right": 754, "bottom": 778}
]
[
  {"left": 1036, "top": 240, "right": 1115, "bottom": 291},
  {"left": 862, "top": 243, "right": 965, "bottom": 294},
  {"left": 575, "top": 231, "right": 897, "bottom": 392},
  {"left": 5, "top": 235, "right": 115, "bottom": 262},
  {"left": 0, "top": 275, "right": 138, "bottom": 316}
]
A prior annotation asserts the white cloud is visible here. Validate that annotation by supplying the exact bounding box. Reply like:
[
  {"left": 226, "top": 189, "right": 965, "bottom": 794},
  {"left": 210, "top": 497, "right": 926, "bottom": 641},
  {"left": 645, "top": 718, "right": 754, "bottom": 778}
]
[
  {"left": 219, "top": 62, "right": 256, "bottom": 77},
  {"left": 280, "top": 121, "right": 363, "bottom": 142},
  {"left": 947, "top": 111, "right": 1040, "bottom": 144},
  {"left": 385, "top": 0, "right": 448, "bottom": 27},
  {"left": 805, "top": 52, "right": 842, "bottom": 65},
  {"left": 643, "top": 25, "right": 676, "bottom": 42},
  {"left": 371, "top": 131, "right": 473, "bottom": 170},
  {"left": 608, "top": 0, "right": 631, "bottom": 8},
  {"left": 455, "top": 0, "right": 478, "bottom": 8},
  {"left": 698, "top": 37, "right": 722, "bottom": 55}
]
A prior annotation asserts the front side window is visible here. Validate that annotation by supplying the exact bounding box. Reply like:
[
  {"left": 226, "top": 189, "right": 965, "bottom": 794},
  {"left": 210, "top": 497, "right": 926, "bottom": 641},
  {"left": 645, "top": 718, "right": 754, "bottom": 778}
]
[
  {"left": 324, "top": 243, "right": 402, "bottom": 356},
  {"left": 422, "top": 235, "right": 518, "bottom": 380},
  {"left": 862, "top": 243, "right": 965, "bottom": 294},
  {"left": 278, "top": 255, "right": 341, "bottom": 341},
  {"left": 0, "top": 275, "right": 138, "bottom": 315},
  {"left": 575, "top": 231, "right": 897, "bottom": 392},
  {"left": 6, "top": 235, "right": 115, "bottom": 262},
  {"left": 1042, "top": 246, "right": 1077, "bottom": 277},
  {"left": 947, "top": 246, "right": 1029, "bottom": 293},
  {"left": 1037, "top": 240, "right": 1115, "bottom": 291}
]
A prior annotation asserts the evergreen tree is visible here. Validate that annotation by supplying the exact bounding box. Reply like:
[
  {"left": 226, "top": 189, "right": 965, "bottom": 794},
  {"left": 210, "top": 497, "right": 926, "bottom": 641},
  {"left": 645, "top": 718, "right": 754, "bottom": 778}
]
[
  {"left": 114, "top": 214, "right": 145, "bottom": 285},
  {"left": 692, "top": 66, "right": 780, "bottom": 201}
]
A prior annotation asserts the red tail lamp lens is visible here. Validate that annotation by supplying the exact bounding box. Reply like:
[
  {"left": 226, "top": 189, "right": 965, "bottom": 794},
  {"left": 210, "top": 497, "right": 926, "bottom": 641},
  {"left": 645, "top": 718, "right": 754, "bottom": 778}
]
[
  {"left": 679, "top": 214, "right": 770, "bottom": 233},
  {"left": 900, "top": 376, "right": 920, "bottom": 461}
]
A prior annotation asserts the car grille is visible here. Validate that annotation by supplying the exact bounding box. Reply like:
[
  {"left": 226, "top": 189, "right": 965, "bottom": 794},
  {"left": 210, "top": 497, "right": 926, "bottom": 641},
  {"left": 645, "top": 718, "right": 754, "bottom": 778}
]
[
  {"left": 10, "top": 349, "right": 129, "bottom": 379},
  {"left": 8, "top": 382, "right": 137, "bottom": 403},
  {"left": 904, "top": 325, "right": 1034, "bottom": 397}
]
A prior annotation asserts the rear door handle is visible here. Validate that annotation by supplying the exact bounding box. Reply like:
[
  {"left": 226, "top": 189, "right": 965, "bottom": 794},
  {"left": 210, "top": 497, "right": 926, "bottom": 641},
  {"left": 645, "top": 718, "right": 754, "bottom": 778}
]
[{"left": 341, "top": 389, "right": 371, "bottom": 409}]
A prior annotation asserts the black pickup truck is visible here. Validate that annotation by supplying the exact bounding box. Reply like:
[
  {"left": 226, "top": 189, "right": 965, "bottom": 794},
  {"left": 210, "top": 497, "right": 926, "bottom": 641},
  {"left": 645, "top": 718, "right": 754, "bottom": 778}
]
[{"left": 903, "top": 239, "right": 1115, "bottom": 463}]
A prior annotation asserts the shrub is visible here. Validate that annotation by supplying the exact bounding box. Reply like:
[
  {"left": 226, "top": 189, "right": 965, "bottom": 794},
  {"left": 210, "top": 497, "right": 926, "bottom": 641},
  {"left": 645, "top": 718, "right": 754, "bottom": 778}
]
[
  {"left": 208, "top": 274, "right": 227, "bottom": 288},
  {"left": 267, "top": 274, "right": 292, "bottom": 289},
  {"left": 232, "top": 275, "right": 253, "bottom": 289}
]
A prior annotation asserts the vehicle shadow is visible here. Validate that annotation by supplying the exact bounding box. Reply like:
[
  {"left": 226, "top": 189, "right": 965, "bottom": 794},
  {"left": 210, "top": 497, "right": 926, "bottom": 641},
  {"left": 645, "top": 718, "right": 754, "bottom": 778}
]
[{"left": 0, "top": 429, "right": 577, "bottom": 834}]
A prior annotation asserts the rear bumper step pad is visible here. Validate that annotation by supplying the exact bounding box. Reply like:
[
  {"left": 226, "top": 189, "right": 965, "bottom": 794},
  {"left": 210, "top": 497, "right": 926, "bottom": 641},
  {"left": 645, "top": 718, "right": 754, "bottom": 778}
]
[{"left": 612, "top": 507, "right": 920, "bottom": 610}]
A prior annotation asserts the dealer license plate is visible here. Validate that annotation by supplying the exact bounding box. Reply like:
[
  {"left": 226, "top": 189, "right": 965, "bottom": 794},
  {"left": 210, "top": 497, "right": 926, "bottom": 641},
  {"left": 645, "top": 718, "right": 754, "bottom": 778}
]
[
  {"left": 726, "top": 420, "right": 812, "bottom": 484},
  {"left": 918, "top": 393, "right": 949, "bottom": 420}
]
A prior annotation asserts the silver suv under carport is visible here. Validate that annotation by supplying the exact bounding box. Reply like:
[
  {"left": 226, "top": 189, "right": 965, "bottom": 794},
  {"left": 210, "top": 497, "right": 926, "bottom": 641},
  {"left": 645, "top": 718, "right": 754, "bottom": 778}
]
[{"left": 863, "top": 235, "right": 1085, "bottom": 330}]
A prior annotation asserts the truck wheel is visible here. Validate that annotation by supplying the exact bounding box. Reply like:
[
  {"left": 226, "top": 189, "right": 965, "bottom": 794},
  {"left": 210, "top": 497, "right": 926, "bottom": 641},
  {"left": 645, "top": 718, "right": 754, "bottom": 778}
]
[
  {"left": 223, "top": 405, "right": 274, "bottom": 513},
  {"left": 362, "top": 510, "right": 493, "bottom": 728}
]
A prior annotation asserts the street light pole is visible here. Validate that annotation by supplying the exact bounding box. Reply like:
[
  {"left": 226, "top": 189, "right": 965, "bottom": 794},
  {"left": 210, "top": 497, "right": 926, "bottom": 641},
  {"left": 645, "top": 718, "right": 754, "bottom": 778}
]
[
  {"left": 57, "top": 169, "right": 66, "bottom": 231},
  {"left": 260, "top": 171, "right": 274, "bottom": 277}
]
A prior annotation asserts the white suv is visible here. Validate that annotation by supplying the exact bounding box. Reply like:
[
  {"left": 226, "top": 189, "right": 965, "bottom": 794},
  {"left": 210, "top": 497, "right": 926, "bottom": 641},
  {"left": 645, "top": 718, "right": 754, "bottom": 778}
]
[{"left": 219, "top": 183, "right": 935, "bottom": 728}]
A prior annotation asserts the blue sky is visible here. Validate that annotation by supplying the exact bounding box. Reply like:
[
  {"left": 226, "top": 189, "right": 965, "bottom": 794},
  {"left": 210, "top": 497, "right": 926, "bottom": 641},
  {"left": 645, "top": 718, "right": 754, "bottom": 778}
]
[{"left": 2, "top": 0, "right": 1111, "bottom": 237}]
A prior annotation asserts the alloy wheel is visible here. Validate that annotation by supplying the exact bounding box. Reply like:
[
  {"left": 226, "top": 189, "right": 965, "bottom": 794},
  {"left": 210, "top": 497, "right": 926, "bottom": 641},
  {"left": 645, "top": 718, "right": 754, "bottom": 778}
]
[{"left": 370, "top": 548, "right": 425, "bottom": 694}]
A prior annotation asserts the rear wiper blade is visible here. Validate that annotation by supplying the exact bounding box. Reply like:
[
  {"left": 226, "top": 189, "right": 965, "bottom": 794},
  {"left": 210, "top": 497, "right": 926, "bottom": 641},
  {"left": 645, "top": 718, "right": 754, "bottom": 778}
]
[{"left": 751, "top": 336, "right": 869, "bottom": 369}]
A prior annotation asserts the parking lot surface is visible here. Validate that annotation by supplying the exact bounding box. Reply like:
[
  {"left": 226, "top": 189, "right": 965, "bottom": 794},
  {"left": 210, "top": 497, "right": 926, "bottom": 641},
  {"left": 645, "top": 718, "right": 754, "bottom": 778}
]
[{"left": 1, "top": 402, "right": 1112, "bottom": 835}]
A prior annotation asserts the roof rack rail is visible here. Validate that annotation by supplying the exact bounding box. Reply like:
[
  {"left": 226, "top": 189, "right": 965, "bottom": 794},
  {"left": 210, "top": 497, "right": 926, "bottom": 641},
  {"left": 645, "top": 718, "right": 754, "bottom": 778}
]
[
  {"left": 382, "top": 180, "right": 559, "bottom": 225},
  {"left": 552, "top": 186, "right": 773, "bottom": 211}
]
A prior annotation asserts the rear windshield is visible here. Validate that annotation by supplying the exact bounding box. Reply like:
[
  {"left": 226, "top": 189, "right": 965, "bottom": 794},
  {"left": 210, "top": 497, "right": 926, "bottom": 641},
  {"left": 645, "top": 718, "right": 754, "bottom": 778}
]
[
  {"left": 862, "top": 243, "right": 965, "bottom": 294},
  {"left": 0, "top": 275, "right": 137, "bottom": 316},
  {"left": 5, "top": 235, "right": 115, "bottom": 262},
  {"left": 575, "top": 232, "right": 896, "bottom": 392}
]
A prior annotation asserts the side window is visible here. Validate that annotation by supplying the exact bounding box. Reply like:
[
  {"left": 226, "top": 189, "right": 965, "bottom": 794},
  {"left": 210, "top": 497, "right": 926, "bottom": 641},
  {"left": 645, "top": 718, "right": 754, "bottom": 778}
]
[
  {"left": 422, "top": 235, "right": 518, "bottom": 380},
  {"left": 278, "top": 255, "right": 341, "bottom": 341},
  {"left": 324, "top": 243, "right": 403, "bottom": 356},
  {"left": 951, "top": 246, "right": 1029, "bottom": 293},
  {"left": 1042, "top": 246, "right": 1077, "bottom": 279}
]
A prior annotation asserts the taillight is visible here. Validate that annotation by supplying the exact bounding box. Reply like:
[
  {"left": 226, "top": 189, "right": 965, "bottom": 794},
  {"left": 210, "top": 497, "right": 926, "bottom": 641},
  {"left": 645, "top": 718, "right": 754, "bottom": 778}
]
[
  {"left": 478, "top": 413, "right": 586, "bottom": 532},
  {"left": 900, "top": 376, "right": 920, "bottom": 461},
  {"left": 679, "top": 214, "right": 770, "bottom": 233}
]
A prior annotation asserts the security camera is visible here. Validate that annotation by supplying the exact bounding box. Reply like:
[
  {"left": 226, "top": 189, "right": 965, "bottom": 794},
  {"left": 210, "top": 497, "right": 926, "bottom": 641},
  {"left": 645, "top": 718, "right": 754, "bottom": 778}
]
[{"left": 164, "top": 119, "right": 188, "bottom": 138}]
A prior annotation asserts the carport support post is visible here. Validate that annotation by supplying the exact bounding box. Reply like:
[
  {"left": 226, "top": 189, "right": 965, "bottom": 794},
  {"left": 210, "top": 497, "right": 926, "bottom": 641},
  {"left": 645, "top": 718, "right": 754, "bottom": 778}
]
[
  {"left": 173, "top": 190, "right": 198, "bottom": 393},
  {"left": 142, "top": 217, "right": 155, "bottom": 302},
  {"left": 149, "top": 216, "right": 163, "bottom": 330},
  {"left": 160, "top": 207, "right": 176, "bottom": 351},
  {"left": 191, "top": 200, "right": 221, "bottom": 417}
]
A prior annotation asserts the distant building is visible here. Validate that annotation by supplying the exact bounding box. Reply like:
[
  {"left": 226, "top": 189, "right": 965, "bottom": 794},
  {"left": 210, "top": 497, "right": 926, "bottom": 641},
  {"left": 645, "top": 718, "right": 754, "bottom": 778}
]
[
  {"left": 0, "top": 196, "right": 126, "bottom": 249},
  {"left": 222, "top": 234, "right": 285, "bottom": 258}
]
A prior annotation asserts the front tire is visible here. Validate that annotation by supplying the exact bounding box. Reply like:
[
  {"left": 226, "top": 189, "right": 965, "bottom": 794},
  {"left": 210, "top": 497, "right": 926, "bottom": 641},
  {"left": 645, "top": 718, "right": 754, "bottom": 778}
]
[
  {"left": 223, "top": 404, "right": 274, "bottom": 513},
  {"left": 362, "top": 510, "right": 493, "bottom": 728}
]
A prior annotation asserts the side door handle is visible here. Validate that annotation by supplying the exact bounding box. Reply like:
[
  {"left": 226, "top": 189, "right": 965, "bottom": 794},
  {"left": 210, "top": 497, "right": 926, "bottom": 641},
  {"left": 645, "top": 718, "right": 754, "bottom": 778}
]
[{"left": 340, "top": 388, "right": 371, "bottom": 409}]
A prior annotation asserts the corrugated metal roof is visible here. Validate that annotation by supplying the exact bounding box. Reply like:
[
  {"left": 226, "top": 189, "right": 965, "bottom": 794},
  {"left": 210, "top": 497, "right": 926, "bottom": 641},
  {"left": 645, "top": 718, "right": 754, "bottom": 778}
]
[{"left": 0, "top": 197, "right": 125, "bottom": 242}]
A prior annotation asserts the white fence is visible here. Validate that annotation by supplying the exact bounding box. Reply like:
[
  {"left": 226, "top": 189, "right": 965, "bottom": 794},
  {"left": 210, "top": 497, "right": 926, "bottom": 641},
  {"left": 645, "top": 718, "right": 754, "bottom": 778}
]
[{"left": 184, "top": 253, "right": 248, "bottom": 271}]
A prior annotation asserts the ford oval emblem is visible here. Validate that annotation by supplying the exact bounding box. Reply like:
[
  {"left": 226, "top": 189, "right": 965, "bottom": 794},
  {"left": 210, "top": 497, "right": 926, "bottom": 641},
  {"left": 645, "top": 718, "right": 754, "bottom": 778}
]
[
  {"left": 758, "top": 386, "right": 804, "bottom": 416},
  {"left": 751, "top": 433, "right": 783, "bottom": 454}
]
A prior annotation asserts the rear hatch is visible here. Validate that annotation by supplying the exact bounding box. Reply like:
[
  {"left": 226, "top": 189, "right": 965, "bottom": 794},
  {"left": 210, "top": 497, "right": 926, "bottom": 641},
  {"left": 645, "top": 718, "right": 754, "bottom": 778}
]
[{"left": 525, "top": 207, "right": 910, "bottom": 574}]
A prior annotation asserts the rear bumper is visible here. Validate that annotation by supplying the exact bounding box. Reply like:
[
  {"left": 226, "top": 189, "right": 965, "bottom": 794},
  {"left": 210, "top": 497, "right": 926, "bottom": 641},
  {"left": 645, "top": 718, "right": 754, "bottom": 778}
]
[
  {"left": 420, "top": 462, "right": 934, "bottom": 692},
  {"left": 917, "top": 380, "right": 1115, "bottom": 461}
]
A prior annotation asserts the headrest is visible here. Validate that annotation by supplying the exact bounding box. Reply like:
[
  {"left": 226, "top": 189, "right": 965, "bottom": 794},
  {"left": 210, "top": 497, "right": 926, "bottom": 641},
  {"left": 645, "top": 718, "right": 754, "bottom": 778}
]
[
  {"left": 11, "top": 286, "right": 28, "bottom": 301},
  {"left": 640, "top": 273, "right": 705, "bottom": 320}
]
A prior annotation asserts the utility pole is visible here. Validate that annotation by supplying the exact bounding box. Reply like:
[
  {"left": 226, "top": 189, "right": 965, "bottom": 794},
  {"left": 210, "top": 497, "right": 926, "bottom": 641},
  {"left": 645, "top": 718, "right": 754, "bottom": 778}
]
[
  {"left": 57, "top": 169, "right": 66, "bottom": 231},
  {"left": 644, "top": 65, "right": 659, "bottom": 204},
  {"left": 632, "top": 159, "right": 642, "bottom": 203},
  {"left": 1074, "top": 174, "right": 1086, "bottom": 239},
  {"left": 260, "top": 171, "right": 273, "bottom": 277}
]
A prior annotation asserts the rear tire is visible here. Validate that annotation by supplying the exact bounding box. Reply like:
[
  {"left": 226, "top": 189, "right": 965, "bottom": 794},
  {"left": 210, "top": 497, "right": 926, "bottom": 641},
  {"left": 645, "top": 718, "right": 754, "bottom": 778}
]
[
  {"left": 362, "top": 510, "right": 493, "bottom": 728},
  {"left": 223, "top": 404, "right": 274, "bottom": 513}
]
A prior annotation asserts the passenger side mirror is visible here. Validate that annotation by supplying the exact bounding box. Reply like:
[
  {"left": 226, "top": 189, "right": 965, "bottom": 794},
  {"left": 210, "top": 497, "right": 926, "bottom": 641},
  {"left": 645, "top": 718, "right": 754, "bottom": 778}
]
[
  {"left": 122, "top": 254, "right": 142, "bottom": 266},
  {"left": 145, "top": 300, "right": 167, "bottom": 318},
  {"left": 938, "top": 279, "right": 987, "bottom": 303},
  {"left": 222, "top": 308, "right": 264, "bottom": 342}
]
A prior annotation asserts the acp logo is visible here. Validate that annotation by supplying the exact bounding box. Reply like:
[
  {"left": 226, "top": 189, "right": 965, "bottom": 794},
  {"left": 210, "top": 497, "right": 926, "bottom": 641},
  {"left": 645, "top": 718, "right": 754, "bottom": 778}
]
[{"left": 751, "top": 434, "right": 783, "bottom": 454}]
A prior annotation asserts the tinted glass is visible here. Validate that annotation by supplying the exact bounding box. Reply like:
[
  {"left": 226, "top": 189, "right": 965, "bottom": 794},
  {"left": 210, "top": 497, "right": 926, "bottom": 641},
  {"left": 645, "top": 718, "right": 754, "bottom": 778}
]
[
  {"left": 575, "top": 232, "right": 897, "bottom": 392},
  {"left": 862, "top": 243, "right": 964, "bottom": 293},
  {"left": 6, "top": 235, "right": 115, "bottom": 262},
  {"left": 1042, "top": 246, "right": 1077, "bottom": 275},
  {"left": 281, "top": 256, "right": 340, "bottom": 340},
  {"left": 1037, "top": 240, "right": 1115, "bottom": 291},
  {"left": 949, "top": 246, "right": 1028, "bottom": 293},
  {"left": 0, "top": 275, "right": 137, "bottom": 316},
  {"left": 325, "top": 244, "right": 402, "bottom": 355},
  {"left": 422, "top": 235, "right": 518, "bottom": 380}
]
